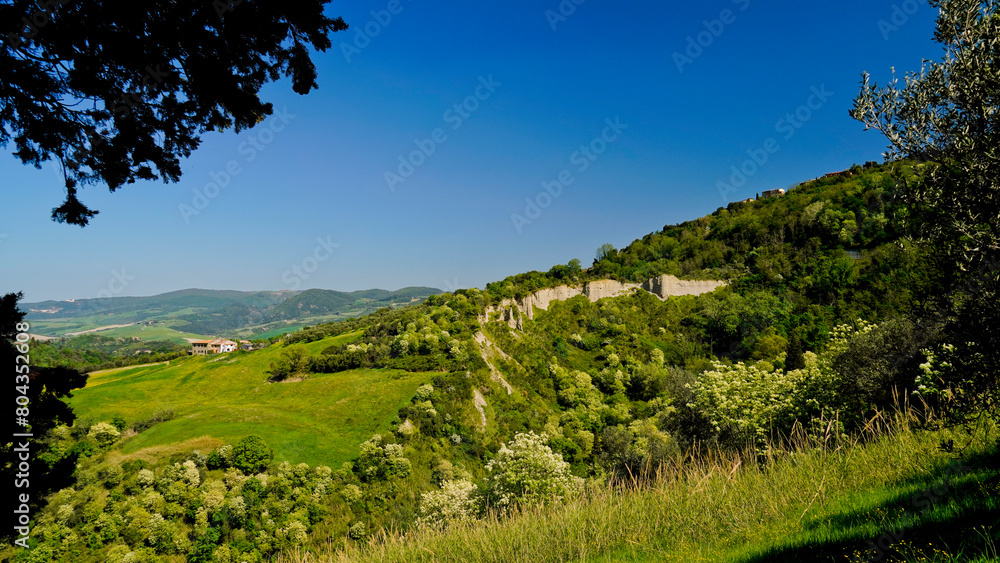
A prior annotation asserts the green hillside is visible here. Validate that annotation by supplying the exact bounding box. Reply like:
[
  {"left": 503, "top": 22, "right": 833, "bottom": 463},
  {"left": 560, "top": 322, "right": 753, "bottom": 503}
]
[
  {"left": 69, "top": 331, "right": 439, "bottom": 467},
  {"left": 5, "top": 161, "right": 997, "bottom": 563}
]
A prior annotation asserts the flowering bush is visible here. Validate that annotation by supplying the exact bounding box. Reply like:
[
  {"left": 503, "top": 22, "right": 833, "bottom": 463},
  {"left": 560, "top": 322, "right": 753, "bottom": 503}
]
[
  {"left": 915, "top": 344, "right": 956, "bottom": 399},
  {"left": 687, "top": 322, "right": 899, "bottom": 445},
  {"left": 484, "top": 432, "right": 583, "bottom": 509},
  {"left": 688, "top": 348, "right": 840, "bottom": 447},
  {"left": 136, "top": 469, "right": 155, "bottom": 488},
  {"left": 87, "top": 422, "right": 121, "bottom": 448},
  {"left": 348, "top": 521, "right": 368, "bottom": 540},
  {"left": 417, "top": 479, "right": 479, "bottom": 528},
  {"left": 357, "top": 434, "right": 412, "bottom": 481},
  {"left": 414, "top": 383, "right": 435, "bottom": 401}
]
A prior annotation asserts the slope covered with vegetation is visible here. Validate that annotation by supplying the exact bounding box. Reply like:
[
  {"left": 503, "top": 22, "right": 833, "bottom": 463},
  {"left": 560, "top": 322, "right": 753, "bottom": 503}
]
[{"left": 4, "top": 160, "right": 997, "bottom": 563}]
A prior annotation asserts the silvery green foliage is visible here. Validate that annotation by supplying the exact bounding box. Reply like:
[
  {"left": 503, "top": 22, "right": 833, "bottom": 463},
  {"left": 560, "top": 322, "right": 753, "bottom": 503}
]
[
  {"left": 484, "top": 432, "right": 583, "bottom": 509},
  {"left": 851, "top": 0, "right": 1000, "bottom": 272}
]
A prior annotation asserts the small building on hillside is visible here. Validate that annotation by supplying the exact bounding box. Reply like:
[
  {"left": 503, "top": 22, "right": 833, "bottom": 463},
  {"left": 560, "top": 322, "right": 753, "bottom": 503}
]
[
  {"left": 191, "top": 338, "right": 239, "bottom": 355},
  {"left": 761, "top": 188, "right": 786, "bottom": 198}
]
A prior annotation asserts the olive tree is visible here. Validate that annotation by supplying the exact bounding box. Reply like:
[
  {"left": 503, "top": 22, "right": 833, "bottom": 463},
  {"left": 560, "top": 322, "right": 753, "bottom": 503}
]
[
  {"left": 851, "top": 0, "right": 1000, "bottom": 275},
  {"left": 851, "top": 0, "right": 1000, "bottom": 423}
]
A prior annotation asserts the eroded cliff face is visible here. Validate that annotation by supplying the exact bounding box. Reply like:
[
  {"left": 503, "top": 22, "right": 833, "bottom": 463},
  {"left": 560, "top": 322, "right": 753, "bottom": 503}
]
[
  {"left": 642, "top": 274, "right": 728, "bottom": 298},
  {"left": 485, "top": 275, "right": 726, "bottom": 330}
]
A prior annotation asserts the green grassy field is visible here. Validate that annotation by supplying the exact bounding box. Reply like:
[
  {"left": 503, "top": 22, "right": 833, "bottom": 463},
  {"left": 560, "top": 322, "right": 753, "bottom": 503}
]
[
  {"left": 247, "top": 323, "right": 307, "bottom": 339},
  {"left": 69, "top": 331, "right": 434, "bottom": 467},
  {"left": 87, "top": 323, "right": 208, "bottom": 343}
]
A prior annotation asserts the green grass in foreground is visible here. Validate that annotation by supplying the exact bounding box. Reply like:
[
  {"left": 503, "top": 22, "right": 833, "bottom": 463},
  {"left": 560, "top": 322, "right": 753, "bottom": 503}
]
[
  {"left": 68, "top": 331, "right": 431, "bottom": 467},
  {"left": 283, "top": 416, "right": 999, "bottom": 563}
]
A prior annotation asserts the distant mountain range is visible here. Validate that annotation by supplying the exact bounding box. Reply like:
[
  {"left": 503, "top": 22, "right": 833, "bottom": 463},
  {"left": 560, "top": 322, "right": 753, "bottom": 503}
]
[{"left": 23, "top": 287, "right": 443, "bottom": 338}]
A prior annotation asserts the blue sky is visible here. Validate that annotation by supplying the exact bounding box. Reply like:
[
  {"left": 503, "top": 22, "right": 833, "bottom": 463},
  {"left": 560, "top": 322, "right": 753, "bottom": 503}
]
[{"left": 1, "top": 0, "right": 940, "bottom": 302}]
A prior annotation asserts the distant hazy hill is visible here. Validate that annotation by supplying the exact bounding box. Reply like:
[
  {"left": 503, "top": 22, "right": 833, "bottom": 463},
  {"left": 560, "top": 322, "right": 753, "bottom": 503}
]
[
  {"left": 23, "top": 287, "right": 443, "bottom": 338},
  {"left": 24, "top": 288, "right": 291, "bottom": 319}
]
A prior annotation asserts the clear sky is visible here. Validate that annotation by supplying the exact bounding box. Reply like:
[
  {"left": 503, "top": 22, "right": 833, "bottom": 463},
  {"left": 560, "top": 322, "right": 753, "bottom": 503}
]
[{"left": 1, "top": 0, "right": 940, "bottom": 302}]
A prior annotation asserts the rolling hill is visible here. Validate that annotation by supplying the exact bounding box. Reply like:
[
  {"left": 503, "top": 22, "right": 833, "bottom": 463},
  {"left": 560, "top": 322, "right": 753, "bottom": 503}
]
[{"left": 22, "top": 286, "right": 443, "bottom": 340}]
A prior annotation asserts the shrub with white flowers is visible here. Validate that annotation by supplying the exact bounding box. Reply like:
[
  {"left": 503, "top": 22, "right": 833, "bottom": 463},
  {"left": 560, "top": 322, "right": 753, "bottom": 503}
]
[
  {"left": 357, "top": 434, "right": 412, "bottom": 481},
  {"left": 915, "top": 343, "right": 957, "bottom": 399},
  {"left": 348, "top": 521, "right": 368, "bottom": 540},
  {"left": 688, "top": 323, "right": 877, "bottom": 446},
  {"left": 414, "top": 383, "right": 435, "bottom": 401},
  {"left": 484, "top": 432, "right": 583, "bottom": 509},
  {"left": 136, "top": 468, "right": 155, "bottom": 488},
  {"left": 341, "top": 484, "right": 363, "bottom": 504},
  {"left": 87, "top": 422, "right": 121, "bottom": 448},
  {"left": 417, "top": 479, "right": 479, "bottom": 528},
  {"left": 180, "top": 460, "right": 201, "bottom": 486}
]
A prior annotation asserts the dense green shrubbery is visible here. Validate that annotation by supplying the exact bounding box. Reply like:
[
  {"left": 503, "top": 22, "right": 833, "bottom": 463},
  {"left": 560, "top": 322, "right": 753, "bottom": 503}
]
[
  {"left": 30, "top": 334, "right": 189, "bottom": 372},
  {"left": 230, "top": 435, "right": 275, "bottom": 474},
  {"left": 13, "top": 432, "right": 337, "bottom": 563},
  {"left": 301, "top": 303, "right": 483, "bottom": 376}
]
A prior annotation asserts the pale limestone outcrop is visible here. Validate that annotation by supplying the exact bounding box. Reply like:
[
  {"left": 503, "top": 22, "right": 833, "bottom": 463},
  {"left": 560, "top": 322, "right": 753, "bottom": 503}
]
[
  {"left": 520, "top": 285, "right": 582, "bottom": 320},
  {"left": 583, "top": 279, "right": 641, "bottom": 301},
  {"left": 473, "top": 389, "right": 488, "bottom": 431},
  {"left": 473, "top": 332, "right": 514, "bottom": 396},
  {"left": 485, "top": 275, "right": 726, "bottom": 330},
  {"left": 642, "top": 275, "right": 728, "bottom": 299}
]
